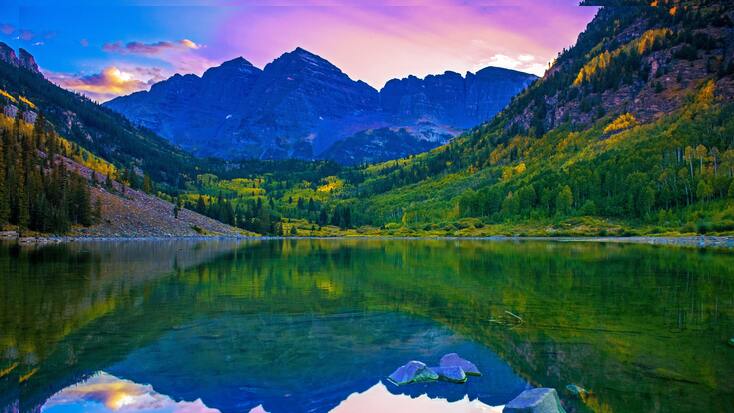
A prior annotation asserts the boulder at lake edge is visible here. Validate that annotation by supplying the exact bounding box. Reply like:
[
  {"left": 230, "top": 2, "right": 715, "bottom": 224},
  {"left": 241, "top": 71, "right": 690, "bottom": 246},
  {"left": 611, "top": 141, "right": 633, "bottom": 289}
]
[
  {"left": 387, "top": 361, "right": 439, "bottom": 386},
  {"left": 503, "top": 388, "right": 566, "bottom": 413},
  {"left": 430, "top": 366, "right": 467, "bottom": 383},
  {"left": 439, "top": 353, "right": 481, "bottom": 376}
]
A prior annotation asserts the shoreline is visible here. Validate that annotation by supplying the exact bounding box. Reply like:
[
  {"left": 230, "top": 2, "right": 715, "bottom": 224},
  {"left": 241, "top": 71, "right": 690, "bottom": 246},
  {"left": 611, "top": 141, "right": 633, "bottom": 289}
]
[{"left": 2, "top": 232, "right": 733, "bottom": 249}]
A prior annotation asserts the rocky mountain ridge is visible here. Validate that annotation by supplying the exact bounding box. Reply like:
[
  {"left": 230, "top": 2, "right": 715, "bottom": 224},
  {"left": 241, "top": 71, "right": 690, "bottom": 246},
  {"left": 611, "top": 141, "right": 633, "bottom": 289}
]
[
  {"left": 0, "top": 42, "right": 40, "bottom": 74},
  {"left": 105, "top": 48, "right": 536, "bottom": 163}
]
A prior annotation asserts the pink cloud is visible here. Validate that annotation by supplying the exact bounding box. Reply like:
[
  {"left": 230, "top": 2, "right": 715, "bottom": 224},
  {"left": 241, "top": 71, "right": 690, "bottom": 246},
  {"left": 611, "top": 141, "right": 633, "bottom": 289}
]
[{"left": 46, "top": 66, "right": 160, "bottom": 102}]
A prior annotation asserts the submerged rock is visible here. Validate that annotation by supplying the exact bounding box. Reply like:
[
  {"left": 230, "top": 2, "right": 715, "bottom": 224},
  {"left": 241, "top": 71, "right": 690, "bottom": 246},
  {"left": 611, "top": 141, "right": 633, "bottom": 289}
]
[
  {"left": 728, "top": 338, "right": 734, "bottom": 348},
  {"left": 565, "top": 384, "right": 589, "bottom": 398},
  {"left": 429, "top": 366, "right": 467, "bottom": 383},
  {"left": 439, "top": 353, "right": 481, "bottom": 376},
  {"left": 387, "top": 361, "right": 439, "bottom": 386},
  {"left": 503, "top": 388, "right": 566, "bottom": 413}
]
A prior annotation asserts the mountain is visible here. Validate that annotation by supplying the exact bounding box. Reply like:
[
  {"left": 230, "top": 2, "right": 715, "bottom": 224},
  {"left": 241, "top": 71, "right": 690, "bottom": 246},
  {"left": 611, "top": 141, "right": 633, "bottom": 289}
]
[
  {"left": 325, "top": 0, "right": 734, "bottom": 235},
  {"left": 0, "top": 43, "right": 251, "bottom": 236},
  {"left": 0, "top": 42, "right": 40, "bottom": 74},
  {"left": 0, "top": 42, "right": 197, "bottom": 186},
  {"left": 323, "top": 67, "right": 537, "bottom": 164},
  {"left": 105, "top": 49, "right": 536, "bottom": 163}
]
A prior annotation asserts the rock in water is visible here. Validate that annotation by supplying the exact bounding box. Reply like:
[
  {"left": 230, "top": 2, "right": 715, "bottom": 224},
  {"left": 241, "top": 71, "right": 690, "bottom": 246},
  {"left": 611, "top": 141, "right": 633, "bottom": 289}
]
[
  {"left": 728, "top": 337, "right": 734, "bottom": 348},
  {"left": 503, "top": 388, "right": 567, "bottom": 413},
  {"left": 430, "top": 366, "right": 467, "bottom": 383},
  {"left": 439, "top": 353, "right": 481, "bottom": 376},
  {"left": 387, "top": 361, "right": 439, "bottom": 386},
  {"left": 565, "top": 384, "right": 589, "bottom": 398}
]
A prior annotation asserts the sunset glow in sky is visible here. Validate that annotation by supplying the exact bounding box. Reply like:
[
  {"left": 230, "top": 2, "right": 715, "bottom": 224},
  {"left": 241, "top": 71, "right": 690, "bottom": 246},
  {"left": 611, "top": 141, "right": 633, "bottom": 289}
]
[{"left": 0, "top": 0, "right": 598, "bottom": 102}]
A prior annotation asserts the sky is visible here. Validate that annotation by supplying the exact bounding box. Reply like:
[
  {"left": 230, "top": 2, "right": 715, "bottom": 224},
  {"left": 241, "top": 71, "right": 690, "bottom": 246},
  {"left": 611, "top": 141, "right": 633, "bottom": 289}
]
[{"left": 0, "top": 0, "right": 598, "bottom": 102}]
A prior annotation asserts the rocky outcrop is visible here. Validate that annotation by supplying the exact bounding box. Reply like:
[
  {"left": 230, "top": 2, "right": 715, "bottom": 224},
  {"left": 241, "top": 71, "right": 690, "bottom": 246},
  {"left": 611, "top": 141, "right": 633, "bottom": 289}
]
[
  {"left": 0, "top": 42, "right": 17, "bottom": 67},
  {"left": 0, "top": 42, "right": 40, "bottom": 75},
  {"left": 105, "top": 48, "right": 536, "bottom": 163},
  {"left": 17, "top": 48, "right": 39, "bottom": 73}
]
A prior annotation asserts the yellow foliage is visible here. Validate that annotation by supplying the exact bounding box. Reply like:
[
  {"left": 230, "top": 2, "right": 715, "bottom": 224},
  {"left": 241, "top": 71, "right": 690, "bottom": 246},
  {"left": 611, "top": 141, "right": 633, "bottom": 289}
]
[
  {"left": 695, "top": 80, "right": 715, "bottom": 107},
  {"left": 18, "top": 96, "right": 36, "bottom": 110},
  {"left": 574, "top": 29, "right": 671, "bottom": 86},
  {"left": 514, "top": 162, "right": 526, "bottom": 174},
  {"left": 0, "top": 89, "right": 17, "bottom": 103},
  {"left": 604, "top": 113, "right": 638, "bottom": 134},
  {"left": 316, "top": 176, "right": 344, "bottom": 193},
  {"left": 59, "top": 137, "right": 118, "bottom": 177},
  {"left": 489, "top": 145, "right": 504, "bottom": 165},
  {"left": 0, "top": 362, "right": 18, "bottom": 378},
  {"left": 18, "top": 367, "right": 38, "bottom": 383}
]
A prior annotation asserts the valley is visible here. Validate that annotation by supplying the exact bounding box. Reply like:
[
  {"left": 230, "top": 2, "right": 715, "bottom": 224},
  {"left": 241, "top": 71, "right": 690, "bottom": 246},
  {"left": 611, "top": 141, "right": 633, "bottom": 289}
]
[{"left": 0, "top": 0, "right": 732, "bottom": 240}]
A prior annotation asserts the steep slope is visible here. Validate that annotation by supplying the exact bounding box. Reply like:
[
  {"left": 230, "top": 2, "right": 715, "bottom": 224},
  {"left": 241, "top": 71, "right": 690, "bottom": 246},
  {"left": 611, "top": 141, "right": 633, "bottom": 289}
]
[
  {"left": 0, "top": 42, "right": 196, "bottom": 186},
  {"left": 336, "top": 0, "right": 734, "bottom": 235},
  {"left": 105, "top": 48, "right": 536, "bottom": 162},
  {"left": 63, "top": 158, "right": 250, "bottom": 238}
]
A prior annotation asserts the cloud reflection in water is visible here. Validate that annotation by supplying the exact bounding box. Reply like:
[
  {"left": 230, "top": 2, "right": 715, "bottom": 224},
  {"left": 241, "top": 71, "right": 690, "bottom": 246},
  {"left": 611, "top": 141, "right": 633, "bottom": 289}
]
[{"left": 41, "top": 372, "right": 501, "bottom": 413}]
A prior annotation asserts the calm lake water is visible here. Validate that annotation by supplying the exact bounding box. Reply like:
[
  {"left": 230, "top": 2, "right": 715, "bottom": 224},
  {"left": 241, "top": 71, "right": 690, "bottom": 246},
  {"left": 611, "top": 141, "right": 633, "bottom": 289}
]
[{"left": 0, "top": 239, "right": 733, "bottom": 413}]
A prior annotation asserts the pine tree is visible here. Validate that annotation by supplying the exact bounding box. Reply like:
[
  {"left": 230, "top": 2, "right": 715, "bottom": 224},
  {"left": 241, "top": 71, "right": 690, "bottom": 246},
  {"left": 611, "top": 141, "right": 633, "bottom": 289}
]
[{"left": 143, "top": 173, "right": 153, "bottom": 194}]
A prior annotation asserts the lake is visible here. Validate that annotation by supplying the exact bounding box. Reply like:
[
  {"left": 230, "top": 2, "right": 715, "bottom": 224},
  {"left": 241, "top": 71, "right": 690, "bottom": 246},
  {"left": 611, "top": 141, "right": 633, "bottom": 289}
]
[{"left": 0, "top": 239, "right": 732, "bottom": 413}]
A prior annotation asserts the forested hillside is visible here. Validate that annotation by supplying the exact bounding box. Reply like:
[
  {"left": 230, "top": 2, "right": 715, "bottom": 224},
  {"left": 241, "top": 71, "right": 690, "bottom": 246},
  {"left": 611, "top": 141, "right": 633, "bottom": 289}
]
[
  {"left": 0, "top": 113, "right": 94, "bottom": 234},
  {"left": 0, "top": 44, "right": 196, "bottom": 188},
  {"left": 316, "top": 0, "right": 734, "bottom": 236}
]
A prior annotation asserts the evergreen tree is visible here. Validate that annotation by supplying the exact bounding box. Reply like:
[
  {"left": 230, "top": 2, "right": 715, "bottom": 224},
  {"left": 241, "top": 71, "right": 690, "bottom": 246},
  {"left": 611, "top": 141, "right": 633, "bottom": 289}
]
[{"left": 143, "top": 173, "right": 153, "bottom": 194}]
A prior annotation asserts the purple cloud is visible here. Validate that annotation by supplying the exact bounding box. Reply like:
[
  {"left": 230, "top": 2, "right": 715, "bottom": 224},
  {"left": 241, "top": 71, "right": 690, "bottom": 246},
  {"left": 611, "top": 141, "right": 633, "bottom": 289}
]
[{"left": 103, "top": 39, "right": 201, "bottom": 55}]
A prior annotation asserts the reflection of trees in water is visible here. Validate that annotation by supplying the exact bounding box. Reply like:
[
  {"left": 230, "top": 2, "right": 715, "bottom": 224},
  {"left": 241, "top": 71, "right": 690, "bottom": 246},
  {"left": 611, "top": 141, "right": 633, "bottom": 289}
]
[
  {"left": 1, "top": 239, "right": 733, "bottom": 413},
  {"left": 0, "top": 240, "right": 261, "bottom": 403}
]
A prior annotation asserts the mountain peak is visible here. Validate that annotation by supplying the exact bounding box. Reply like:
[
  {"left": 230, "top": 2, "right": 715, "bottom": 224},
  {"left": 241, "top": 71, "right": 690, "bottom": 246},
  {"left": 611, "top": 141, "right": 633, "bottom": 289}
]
[
  {"left": 279, "top": 47, "right": 331, "bottom": 66},
  {"left": 0, "top": 42, "right": 40, "bottom": 75},
  {"left": 292, "top": 47, "right": 314, "bottom": 56},
  {"left": 220, "top": 56, "right": 254, "bottom": 67}
]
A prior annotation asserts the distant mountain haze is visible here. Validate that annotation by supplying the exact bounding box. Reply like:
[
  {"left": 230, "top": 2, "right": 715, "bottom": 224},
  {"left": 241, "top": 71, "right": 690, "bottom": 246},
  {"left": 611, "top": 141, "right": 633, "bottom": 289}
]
[{"left": 105, "top": 48, "right": 537, "bottom": 164}]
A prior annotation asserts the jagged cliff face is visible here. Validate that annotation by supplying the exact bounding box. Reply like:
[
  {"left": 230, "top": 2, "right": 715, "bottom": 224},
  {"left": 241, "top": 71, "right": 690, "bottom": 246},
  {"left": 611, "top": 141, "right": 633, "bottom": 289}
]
[
  {"left": 105, "top": 48, "right": 536, "bottom": 162},
  {"left": 381, "top": 67, "right": 537, "bottom": 129},
  {"left": 0, "top": 43, "right": 40, "bottom": 74}
]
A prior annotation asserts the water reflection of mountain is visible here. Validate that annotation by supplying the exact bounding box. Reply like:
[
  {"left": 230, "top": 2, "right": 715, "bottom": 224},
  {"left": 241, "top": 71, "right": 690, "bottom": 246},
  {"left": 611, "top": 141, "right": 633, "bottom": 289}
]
[{"left": 1, "top": 239, "right": 733, "bottom": 413}]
